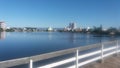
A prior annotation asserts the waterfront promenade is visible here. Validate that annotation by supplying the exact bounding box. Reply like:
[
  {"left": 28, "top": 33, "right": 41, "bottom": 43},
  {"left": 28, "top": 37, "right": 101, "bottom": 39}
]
[{"left": 84, "top": 55, "right": 120, "bottom": 68}]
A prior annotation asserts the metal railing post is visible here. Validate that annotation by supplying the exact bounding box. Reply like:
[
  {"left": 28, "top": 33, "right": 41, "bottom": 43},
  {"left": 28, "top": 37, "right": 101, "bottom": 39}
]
[
  {"left": 29, "top": 59, "right": 33, "bottom": 68},
  {"left": 101, "top": 43, "right": 104, "bottom": 63},
  {"left": 76, "top": 49, "right": 79, "bottom": 68},
  {"left": 116, "top": 40, "right": 119, "bottom": 56}
]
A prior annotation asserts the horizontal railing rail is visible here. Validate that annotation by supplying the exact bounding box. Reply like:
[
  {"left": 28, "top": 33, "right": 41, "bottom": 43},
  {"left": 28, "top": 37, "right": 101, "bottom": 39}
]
[
  {"left": 38, "top": 40, "right": 119, "bottom": 68},
  {"left": 0, "top": 40, "right": 119, "bottom": 68}
]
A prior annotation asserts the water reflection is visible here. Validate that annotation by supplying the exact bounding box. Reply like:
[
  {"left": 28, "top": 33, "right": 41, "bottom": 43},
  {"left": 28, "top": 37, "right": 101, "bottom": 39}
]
[
  {"left": 0, "top": 32, "right": 6, "bottom": 40},
  {"left": 0, "top": 32, "right": 119, "bottom": 61},
  {"left": 48, "top": 32, "right": 52, "bottom": 40},
  {"left": 69, "top": 33, "right": 76, "bottom": 43},
  {"left": 86, "top": 34, "right": 90, "bottom": 44}
]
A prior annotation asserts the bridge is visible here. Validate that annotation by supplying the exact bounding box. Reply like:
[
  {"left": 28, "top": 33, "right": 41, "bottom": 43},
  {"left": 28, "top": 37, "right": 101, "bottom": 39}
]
[{"left": 0, "top": 40, "right": 120, "bottom": 68}]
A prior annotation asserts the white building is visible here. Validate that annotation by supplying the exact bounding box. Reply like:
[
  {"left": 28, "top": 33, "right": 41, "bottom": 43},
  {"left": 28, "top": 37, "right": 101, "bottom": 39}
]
[
  {"left": 47, "top": 27, "right": 53, "bottom": 31},
  {"left": 0, "top": 22, "right": 6, "bottom": 30},
  {"left": 69, "top": 22, "right": 76, "bottom": 30},
  {"left": 86, "top": 27, "right": 90, "bottom": 31}
]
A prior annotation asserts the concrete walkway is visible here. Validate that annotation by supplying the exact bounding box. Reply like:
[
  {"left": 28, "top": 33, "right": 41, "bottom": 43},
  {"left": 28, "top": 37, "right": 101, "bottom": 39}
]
[{"left": 83, "top": 55, "right": 120, "bottom": 68}]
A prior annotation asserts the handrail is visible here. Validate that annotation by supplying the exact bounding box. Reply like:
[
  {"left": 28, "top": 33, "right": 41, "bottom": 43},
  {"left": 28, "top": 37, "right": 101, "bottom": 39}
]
[{"left": 0, "top": 40, "right": 118, "bottom": 68}]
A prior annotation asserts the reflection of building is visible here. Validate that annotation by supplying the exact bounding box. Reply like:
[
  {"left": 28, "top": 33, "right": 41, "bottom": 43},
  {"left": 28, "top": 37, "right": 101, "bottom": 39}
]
[
  {"left": 0, "top": 22, "right": 6, "bottom": 30},
  {"left": 0, "top": 32, "right": 6, "bottom": 40},
  {"left": 48, "top": 32, "right": 52, "bottom": 40},
  {"left": 69, "top": 33, "right": 76, "bottom": 43}
]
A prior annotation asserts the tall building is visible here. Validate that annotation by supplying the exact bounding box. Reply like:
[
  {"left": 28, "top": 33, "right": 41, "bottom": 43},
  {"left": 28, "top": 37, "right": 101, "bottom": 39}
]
[
  {"left": 86, "top": 27, "right": 90, "bottom": 31},
  {"left": 0, "top": 22, "right": 6, "bottom": 30},
  {"left": 69, "top": 22, "right": 76, "bottom": 30}
]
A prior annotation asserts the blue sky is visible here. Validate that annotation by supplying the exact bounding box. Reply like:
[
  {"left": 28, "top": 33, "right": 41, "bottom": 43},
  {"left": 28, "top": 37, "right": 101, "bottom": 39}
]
[{"left": 0, "top": 0, "right": 120, "bottom": 28}]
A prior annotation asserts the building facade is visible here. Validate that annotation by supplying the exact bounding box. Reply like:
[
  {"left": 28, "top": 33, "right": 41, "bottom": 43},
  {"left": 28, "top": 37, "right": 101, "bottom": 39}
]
[
  {"left": 69, "top": 22, "right": 76, "bottom": 30},
  {"left": 0, "top": 22, "right": 6, "bottom": 30}
]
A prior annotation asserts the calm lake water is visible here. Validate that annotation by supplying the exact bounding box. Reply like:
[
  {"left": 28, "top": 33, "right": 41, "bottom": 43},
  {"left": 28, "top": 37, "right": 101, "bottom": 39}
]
[{"left": 0, "top": 32, "right": 118, "bottom": 61}]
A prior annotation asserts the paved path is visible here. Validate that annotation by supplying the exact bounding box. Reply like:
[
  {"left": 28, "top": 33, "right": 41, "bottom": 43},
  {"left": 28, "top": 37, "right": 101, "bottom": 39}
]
[{"left": 83, "top": 55, "right": 120, "bottom": 68}]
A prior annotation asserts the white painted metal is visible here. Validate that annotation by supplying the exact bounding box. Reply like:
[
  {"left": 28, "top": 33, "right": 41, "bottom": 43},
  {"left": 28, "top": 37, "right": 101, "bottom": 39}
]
[
  {"left": 78, "top": 46, "right": 116, "bottom": 59},
  {"left": 38, "top": 57, "right": 76, "bottom": 68},
  {"left": 116, "top": 40, "right": 119, "bottom": 55},
  {"left": 101, "top": 43, "right": 104, "bottom": 63},
  {"left": 68, "top": 48, "right": 119, "bottom": 68},
  {"left": 68, "top": 56, "right": 101, "bottom": 68},
  {"left": 38, "top": 46, "right": 117, "bottom": 68},
  {"left": 76, "top": 49, "right": 79, "bottom": 68},
  {"left": 29, "top": 59, "right": 33, "bottom": 68}
]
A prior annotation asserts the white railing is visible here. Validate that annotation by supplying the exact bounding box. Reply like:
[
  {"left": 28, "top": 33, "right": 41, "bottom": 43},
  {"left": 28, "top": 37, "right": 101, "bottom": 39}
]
[
  {"left": 38, "top": 40, "right": 119, "bottom": 68},
  {"left": 0, "top": 40, "right": 119, "bottom": 68}
]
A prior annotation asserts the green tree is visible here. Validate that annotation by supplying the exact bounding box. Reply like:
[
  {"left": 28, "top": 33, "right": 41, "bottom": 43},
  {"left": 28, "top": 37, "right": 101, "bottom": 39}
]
[
  {"left": 92, "top": 25, "right": 103, "bottom": 34},
  {"left": 107, "top": 27, "right": 118, "bottom": 32},
  {"left": 0, "top": 28, "right": 3, "bottom": 32},
  {"left": 6, "top": 29, "right": 15, "bottom": 32}
]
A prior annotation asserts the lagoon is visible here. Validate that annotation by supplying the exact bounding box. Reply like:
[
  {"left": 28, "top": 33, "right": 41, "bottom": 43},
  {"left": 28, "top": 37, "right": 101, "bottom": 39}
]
[{"left": 0, "top": 32, "right": 118, "bottom": 61}]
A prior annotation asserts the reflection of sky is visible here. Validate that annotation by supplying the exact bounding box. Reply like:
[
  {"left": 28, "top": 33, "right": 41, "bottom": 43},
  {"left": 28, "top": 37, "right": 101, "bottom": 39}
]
[
  {"left": 86, "top": 34, "right": 90, "bottom": 44},
  {"left": 68, "top": 33, "right": 93, "bottom": 46},
  {"left": 0, "top": 32, "right": 119, "bottom": 61},
  {"left": 0, "top": 32, "right": 6, "bottom": 40},
  {"left": 48, "top": 32, "right": 52, "bottom": 40}
]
